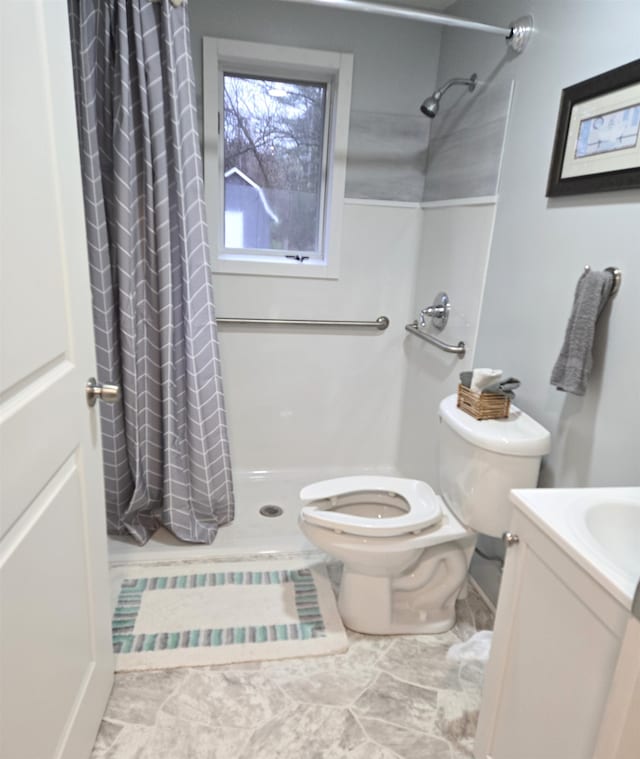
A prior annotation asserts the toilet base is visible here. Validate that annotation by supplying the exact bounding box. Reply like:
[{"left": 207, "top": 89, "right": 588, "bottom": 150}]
[{"left": 337, "top": 538, "right": 476, "bottom": 635}]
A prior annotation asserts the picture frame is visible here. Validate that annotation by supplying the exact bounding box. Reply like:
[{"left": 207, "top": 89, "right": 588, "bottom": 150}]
[{"left": 546, "top": 58, "right": 640, "bottom": 197}]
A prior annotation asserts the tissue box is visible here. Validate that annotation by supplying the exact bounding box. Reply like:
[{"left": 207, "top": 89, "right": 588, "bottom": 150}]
[{"left": 457, "top": 384, "right": 510, "bottom": 420}]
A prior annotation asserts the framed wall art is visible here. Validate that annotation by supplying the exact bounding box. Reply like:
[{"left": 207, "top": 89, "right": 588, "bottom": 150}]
[{"left": 546, "top": 58, "right": 640, "bottom": 196}]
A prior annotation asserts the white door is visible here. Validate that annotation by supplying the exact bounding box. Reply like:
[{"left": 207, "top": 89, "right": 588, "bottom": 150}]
[{"left": 0, "top": 3, "right": 114, "bottom": 758}]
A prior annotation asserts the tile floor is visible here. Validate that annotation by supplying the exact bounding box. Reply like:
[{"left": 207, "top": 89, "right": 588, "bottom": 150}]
[{"left": 92, "top": 569, "right": 494, "bottom": 759}]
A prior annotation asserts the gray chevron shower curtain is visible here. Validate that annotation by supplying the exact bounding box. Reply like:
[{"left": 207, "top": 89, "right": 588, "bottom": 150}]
[{"left": 69, "top": 0, "right": 234, "bottom": 544}]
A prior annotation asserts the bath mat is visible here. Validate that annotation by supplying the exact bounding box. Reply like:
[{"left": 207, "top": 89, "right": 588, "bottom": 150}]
[{"left": 110, "top": 559, "right": 347, "bottom": 671}]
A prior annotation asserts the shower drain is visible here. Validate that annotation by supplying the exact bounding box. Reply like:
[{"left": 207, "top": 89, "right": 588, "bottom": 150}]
[{"left": 259, "top": 504, "right": 283, "bottom": 518}]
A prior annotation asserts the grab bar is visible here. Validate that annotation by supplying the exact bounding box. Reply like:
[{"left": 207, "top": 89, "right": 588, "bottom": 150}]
[
  {"left": 405, "top": 321, "right": 466, "bottom": 357},
  {"left": 218, "top": 315, "right": 390, "bottom": 330}
]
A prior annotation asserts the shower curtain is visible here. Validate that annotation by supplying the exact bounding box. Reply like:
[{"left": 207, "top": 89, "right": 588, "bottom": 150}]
[{"left": 69, "top": 0, "right": 234, "bottom": 544}]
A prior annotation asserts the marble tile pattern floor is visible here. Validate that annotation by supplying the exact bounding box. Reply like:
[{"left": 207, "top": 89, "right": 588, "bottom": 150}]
[{"left": 92, "top": 572, "right": 494, "bottom": 759}]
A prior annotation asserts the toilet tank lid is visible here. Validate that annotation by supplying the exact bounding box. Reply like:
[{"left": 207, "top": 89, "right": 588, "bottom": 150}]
[{"left": 439, "top": 394, "right": 551, "bottom": 456}]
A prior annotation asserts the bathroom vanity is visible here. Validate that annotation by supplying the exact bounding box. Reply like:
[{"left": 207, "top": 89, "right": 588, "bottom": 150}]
[{"left": 474, "top": 487, "right": 640, "bottom": 759}]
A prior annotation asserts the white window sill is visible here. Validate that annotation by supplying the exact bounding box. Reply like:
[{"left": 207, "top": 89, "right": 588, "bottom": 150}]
[{"left": 212, "top": 253, "right": 339, "bottom": 279}]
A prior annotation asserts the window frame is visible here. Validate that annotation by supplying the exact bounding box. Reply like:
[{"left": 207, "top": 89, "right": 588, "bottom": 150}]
[{"left": 203, "top": 37, "right": 353, "bottom": 279}]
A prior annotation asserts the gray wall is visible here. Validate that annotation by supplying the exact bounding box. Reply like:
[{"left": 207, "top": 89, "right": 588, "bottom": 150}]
[
  {"left": 438, "top": 0, "right": 640, "bottom": 599},
  {"left": 188, "top": 0, "right": 442, "bottom": 202}
]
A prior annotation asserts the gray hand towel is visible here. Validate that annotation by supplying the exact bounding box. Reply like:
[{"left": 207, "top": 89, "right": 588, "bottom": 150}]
[
  {"left": 550, "top": 269, "right": 614, "bottom": 396},
  {"left": 484, "top": 377, "right": 521, "bottom": 399}
]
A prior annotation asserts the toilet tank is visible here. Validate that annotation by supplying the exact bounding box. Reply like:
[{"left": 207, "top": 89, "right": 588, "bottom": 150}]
[{"left": 438, "top": 394, "right": 551, "bottom": 538}]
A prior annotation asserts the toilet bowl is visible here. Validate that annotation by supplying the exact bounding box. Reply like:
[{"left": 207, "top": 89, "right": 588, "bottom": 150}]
[
  {"left": 300, "top": 476, "right": 476, "bottom": 634},
  {"left": 299, "top": 394, "right": 551, "bottom": 635}
]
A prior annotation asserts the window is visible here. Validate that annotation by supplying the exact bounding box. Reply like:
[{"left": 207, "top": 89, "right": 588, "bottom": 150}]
[
  {"left": 203, "top": 38, "right": 353, "bottom": 278},
  {"left": 222, "top": 74, "right": 327, "bottom": 255}
]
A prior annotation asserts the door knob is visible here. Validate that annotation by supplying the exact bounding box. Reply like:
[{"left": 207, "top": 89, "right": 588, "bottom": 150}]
[{"left": 86, "top": 377, "right": 120, "bottom": 407}]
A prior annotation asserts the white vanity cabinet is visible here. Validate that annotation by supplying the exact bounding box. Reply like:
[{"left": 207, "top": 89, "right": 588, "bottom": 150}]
[
  {"left": 473, "top": 491, "right": 630, "bottom": 759},
  {"left": 593, "top": 616, "right": 640, "bottom": 759}
]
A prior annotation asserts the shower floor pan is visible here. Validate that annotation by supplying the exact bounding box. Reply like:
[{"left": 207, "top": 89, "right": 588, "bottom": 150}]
[{"left": 107, "top": 467, "right": 399, "bottom": 565}]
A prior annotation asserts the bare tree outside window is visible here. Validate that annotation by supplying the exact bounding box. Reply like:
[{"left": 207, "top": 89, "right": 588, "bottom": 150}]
[{"left": 223, "top": 74, "right": 327, "bottom": 254}]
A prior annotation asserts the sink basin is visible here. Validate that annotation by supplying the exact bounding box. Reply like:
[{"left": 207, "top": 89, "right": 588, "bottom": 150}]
[
  {"left": 583, "top": 500, "right": 640, "bottom": 579},
  {"left": 510, "top": 487, "right": 640, "bottom": 609}
]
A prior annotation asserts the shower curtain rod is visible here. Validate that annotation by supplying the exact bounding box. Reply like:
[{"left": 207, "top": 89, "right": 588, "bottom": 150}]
[{"left": 276, "top": 0, "right": 533, "bottom": 53}]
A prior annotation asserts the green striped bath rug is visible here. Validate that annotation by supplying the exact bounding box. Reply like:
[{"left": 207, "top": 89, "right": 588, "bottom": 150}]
[{"left": 109, "top": 559, "right": 347, "bottom": 671}]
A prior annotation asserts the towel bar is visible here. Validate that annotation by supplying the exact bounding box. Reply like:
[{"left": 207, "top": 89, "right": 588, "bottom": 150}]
[
  {"left": 405, "top": 321, "right": 466, "bottom": 357},
  {"left": 584, "top": 265, "right": 622, "bottom": 297}
]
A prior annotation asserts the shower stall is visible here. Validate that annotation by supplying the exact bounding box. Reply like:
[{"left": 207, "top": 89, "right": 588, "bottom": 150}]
[{"left": 107, "top": 0, "right": 517, "bottom": 565}]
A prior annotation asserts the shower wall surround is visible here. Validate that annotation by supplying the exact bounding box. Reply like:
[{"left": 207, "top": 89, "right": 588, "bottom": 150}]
[
  {"left": 397, "top": 202, "right": 496, "bottom": 484},
  {"left": 212, "top": 204, "right": 422, "bottom": 473},
  {"left": 189, "top": 0, "right": 444, "bottom": 474},
  {"left": 345, "top": 112, "right": 430, "bottom": 202},
  {"left": 188, "top": 0, "right": 501, "bottom": 482},
  {"left": 423, "top": 79, "right": 513, "bottom": 201}
]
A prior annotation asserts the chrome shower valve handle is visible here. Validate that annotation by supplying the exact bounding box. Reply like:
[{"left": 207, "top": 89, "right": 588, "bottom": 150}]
[
  {"left": 418, "top": 292, "right": 450, "bottom": 331},
  {"left": 419, "top": 304, "right": 447, "bottom": 326}
]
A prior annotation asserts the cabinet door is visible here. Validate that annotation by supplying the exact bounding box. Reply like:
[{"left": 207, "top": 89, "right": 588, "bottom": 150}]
[
  {"left": 474, "top": 515, "right": 623, "bottom": 759},
  {"left": 593, "top": 617, "right": 640, "bottom": 759}
]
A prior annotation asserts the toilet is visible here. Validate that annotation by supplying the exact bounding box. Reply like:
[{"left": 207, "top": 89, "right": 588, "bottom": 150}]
[{"left": 299, "top": 393, "right": 551, "bottom": 635}]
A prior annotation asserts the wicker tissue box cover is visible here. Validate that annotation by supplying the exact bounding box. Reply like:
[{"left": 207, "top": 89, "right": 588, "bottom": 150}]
[{"left": 457, "top": 384, "right": 510, "bottom": 420}]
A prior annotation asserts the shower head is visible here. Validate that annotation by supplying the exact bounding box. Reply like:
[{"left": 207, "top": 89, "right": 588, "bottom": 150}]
[
  {"left": 419, "top": 95, "right": 440, "bottom": 119},
  {"left": 420, "top": 73, "right": 478, "bottom": 118}
]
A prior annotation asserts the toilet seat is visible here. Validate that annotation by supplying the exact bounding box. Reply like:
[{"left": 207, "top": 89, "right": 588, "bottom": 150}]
[{"left": 299, "top": 476, "right": 442, "bottom": 537}]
